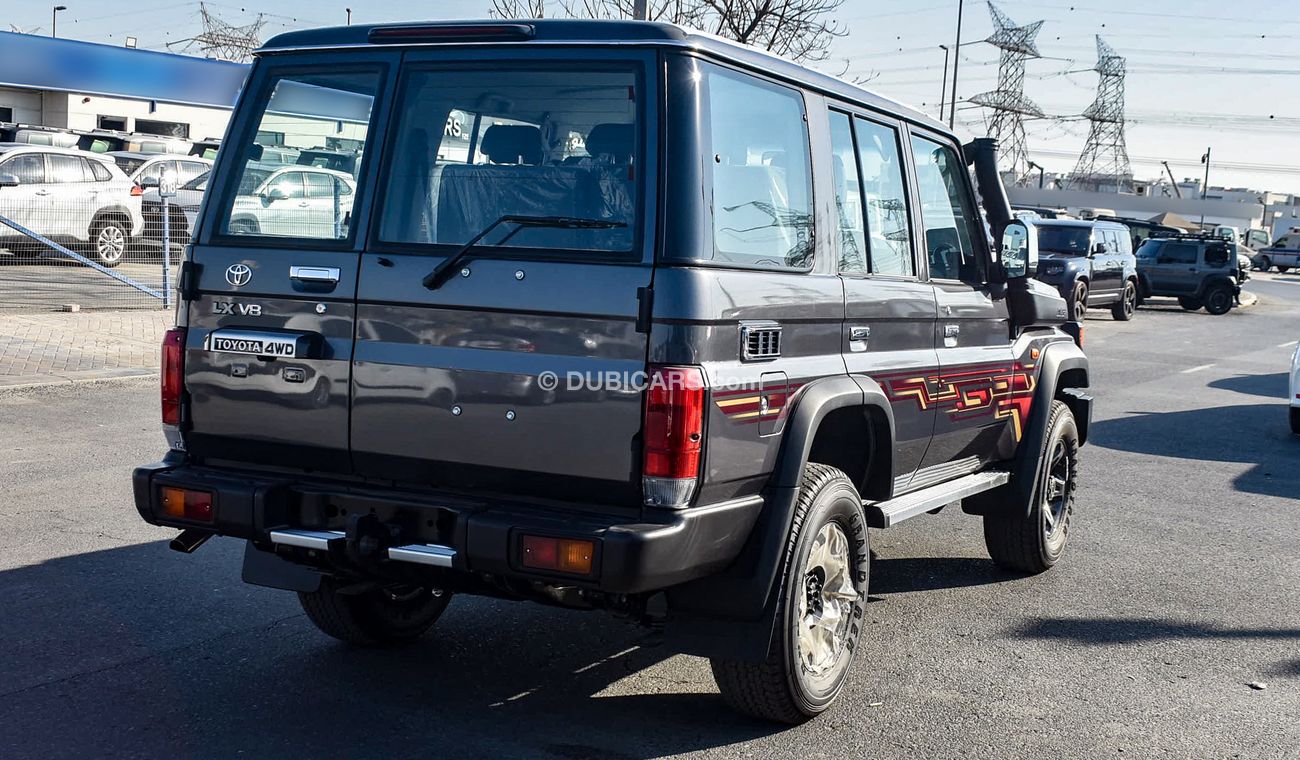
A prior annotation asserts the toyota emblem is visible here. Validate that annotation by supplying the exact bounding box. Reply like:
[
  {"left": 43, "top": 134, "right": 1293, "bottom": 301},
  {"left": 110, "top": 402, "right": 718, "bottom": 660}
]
[{"left": 225, "top": 264, "right": 252, "bottom": 287}]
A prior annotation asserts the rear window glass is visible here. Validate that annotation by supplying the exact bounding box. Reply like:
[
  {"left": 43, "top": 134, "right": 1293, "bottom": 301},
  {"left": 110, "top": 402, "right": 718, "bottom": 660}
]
[
  {"left": 218, "top": 70, "right": 379, "bottom": 241},
  {"left": 377, "top": 67, "right": 638, "bottom": 254}
]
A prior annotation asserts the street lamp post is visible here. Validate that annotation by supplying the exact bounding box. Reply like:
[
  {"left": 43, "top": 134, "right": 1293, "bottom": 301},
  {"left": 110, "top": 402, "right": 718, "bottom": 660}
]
[
  {"left": 51, "top": 5, "right": 67, "bottom": 38},
  {"left": 1200, "top": 147, "right": 1211, "bottom": 227},
  {"left": 950, "top": 0, "right": 965, "bottom": 129},
  {"left": 939, "top": 45, "right": 950, "bottom": 121},
  {"left": 1027, "top": 161, "right": 1045, "bottom": 189},
  {"left": 346, "top": 7, "right": 352, "bottom": 25}
]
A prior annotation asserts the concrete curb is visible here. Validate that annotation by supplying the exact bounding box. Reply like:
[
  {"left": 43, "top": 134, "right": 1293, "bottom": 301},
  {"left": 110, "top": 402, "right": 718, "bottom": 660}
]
[
  {"left": 0, "top": 367, "right": 157, "bottom": 391},
  {"left": 1239, "top": 291, "right": 1259, "bottom": 307}
]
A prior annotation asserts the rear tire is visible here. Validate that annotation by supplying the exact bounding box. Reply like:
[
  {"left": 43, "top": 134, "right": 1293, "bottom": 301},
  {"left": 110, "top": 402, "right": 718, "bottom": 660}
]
[
  {"left": 984, "top": 401, "right": 1079, "bottom": 574},
  {"left": 89, "top": 217, "right": 129, "bottom": 267},
  {"left": 1290, "top": 407, "right": 1300, "bottom": 435},
  {"left": 1177, "top": 296, "right": 1203, "bottom": 311},
  {"left": 299, "top": 579, "right": 451, "bottom": 646},
  {"left": 710, "top": 463, "right": 869, "bottom": 724},
  {"left": 1203, "top": 285, "right": 1234, "bottom": 315},
  {"left": 1280, "top": 266, "right": 1292, "bottom": 274},
  {"left": 1111, "top": 280, "right": 1137, "bottom": 321}
]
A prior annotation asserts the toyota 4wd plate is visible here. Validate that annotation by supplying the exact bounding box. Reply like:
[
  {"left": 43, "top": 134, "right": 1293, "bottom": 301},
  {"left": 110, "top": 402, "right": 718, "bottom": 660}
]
[{"left": 205, "top": 331, "right": 296, "bottom": 358}]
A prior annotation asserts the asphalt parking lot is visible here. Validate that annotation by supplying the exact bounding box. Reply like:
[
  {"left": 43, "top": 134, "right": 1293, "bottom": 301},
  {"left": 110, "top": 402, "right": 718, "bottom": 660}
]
[{"left": 1, "top": 273, "right": 1298, "bottom": 759}]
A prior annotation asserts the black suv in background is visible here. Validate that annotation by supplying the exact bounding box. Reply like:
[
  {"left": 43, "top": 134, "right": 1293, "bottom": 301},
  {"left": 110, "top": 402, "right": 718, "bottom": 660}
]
[
  {"left": 1033, "top": 219, "right": 1139, "bottom": 321},
  {"left": 130, "top": 20, "right": 1091, "bottom": 724},
  {"left": 1137, "top": 233, "right": 1246, "bottom": 315}
]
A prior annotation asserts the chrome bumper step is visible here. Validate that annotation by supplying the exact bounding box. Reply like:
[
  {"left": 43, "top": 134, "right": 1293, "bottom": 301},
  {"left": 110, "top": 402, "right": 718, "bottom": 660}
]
[
  {"left": 865, "top": 470, "right": 1011, "bottom": 528},
  {"left": 268, "top": 529, "right": 456, "bottom": 568}
]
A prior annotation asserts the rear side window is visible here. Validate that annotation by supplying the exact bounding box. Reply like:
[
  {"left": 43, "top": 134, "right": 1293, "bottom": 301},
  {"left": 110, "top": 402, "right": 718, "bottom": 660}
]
[
  {"left": 218, "top": 70, "right": 380, "bottom": 241},
  {"left": 828, "top": 112, "right": 865, "bottom": 272},
  {"left": 48, "top": 154, "right": 87, "bottom": 183},
  {"left": 1155, "top": 242, "right": 1197, "bottom": 264},
  {"left": 86, "top": 159, "right": 112, "bottom": 182},
  {"left": 855, "top": 117, "right": 912, "bottom": 276},
  {"left": 910, "top": 135, "right": 983, "bottom": 282},
  {"left": 1205, "top": 244, "right": 1230, "bottom": 267},
  {"left": 377, "top": 66, "right": 639, "bottom": 254},
  {"left": 705, "top": 65, "right": 813, "bottom": 270}
]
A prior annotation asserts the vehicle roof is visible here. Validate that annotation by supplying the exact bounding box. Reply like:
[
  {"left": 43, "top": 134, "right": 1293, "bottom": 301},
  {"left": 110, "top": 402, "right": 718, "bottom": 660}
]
[
  {"left": 107, "top": 150, "right": 212, "bottom": 161},
  {"left": 1032, "top": 219, "right": 1126, "bottom": 229},
  {"left": 0, "top": 143, "right": 108, "bottom": 158},
  {"left": 259, "top": 19, "right": 948, "bottom": 135}
]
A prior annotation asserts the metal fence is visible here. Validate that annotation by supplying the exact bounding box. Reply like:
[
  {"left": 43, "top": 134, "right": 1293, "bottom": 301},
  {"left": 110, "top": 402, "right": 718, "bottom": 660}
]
[{"left": 0, "top": 156, "right": 189, "bottom": 313}]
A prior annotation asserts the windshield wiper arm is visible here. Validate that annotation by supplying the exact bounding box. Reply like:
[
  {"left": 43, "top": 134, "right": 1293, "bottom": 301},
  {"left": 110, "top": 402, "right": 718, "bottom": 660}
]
[{"left": 422, "top": 214, "right": 628, "bottom": 291}]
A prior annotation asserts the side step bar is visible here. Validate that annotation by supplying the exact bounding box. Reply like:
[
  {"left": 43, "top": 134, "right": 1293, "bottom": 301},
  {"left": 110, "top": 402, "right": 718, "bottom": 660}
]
[
  {"left": 268, "top": 529, "right": 457, "bottom": 568},
  {"left": 864, "top": 470, "right": 1010, "bottom": 528}
]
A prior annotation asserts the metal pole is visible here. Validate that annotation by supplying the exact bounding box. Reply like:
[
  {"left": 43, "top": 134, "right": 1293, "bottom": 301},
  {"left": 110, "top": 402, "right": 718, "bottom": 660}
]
[
  {"left": 346, "top": 8, "right": 352, "bottom": 25},
  {"left": 949, "top": 0, "right": 964, "bottom": 129},
  {"left": 939, "top": 45, "right": 950, "bottom": 121},
  {"left": 52, "top": 5, "right": 66, "bottom": 37},
  {"left": 1200, "top": 147, "right": 1211, "bottom": 227},
  {"left": 632, "top": 0, "right": 649, "bottom": 20},
  {"left": 162, "top": 195, "right": 172, "bottom": 310},
  {"left": 1162, "top": 160, "right": 1181, "bottom": 198}
]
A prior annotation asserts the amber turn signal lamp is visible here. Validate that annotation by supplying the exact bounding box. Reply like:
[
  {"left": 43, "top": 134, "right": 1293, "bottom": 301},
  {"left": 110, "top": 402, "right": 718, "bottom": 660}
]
[
  {"left": 520, "top": 535, "right": 595, "bottom": 575},
  {"left": 160, "top": 486, "right": 214, "bottom": 523}
]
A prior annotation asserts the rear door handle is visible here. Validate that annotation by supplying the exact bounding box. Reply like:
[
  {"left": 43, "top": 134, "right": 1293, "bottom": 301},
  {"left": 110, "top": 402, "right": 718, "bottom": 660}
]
[{"left": 290, "top": 265, "right": 340, "bottom": 284}]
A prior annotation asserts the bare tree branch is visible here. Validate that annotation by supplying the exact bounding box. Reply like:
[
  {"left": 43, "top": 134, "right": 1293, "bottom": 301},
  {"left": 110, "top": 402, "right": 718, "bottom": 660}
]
[{"left": 486, "top": 0, "right": 847, "bottom": 63}]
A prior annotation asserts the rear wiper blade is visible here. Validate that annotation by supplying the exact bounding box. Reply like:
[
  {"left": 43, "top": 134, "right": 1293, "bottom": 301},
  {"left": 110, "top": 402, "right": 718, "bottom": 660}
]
[{"left": 422, "top": 214, "right": 627, "bottom": 291}]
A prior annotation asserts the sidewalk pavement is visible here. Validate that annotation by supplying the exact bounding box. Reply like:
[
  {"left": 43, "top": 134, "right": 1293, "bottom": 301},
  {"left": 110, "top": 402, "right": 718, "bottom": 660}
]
[{"left": 0, "top": 310, "right": 171, "bottom": 388}]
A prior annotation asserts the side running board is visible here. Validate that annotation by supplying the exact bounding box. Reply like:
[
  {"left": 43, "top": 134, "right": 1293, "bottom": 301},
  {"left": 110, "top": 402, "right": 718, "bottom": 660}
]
[{"left": 864, "top": 470, "right": 1010, "bottom": 528}]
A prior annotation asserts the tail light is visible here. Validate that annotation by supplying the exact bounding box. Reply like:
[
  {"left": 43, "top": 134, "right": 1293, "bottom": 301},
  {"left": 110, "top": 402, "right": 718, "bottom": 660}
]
[
  {"left": 642, "top": 365, "right": 705, "bottom": 508},
  {"left": 130, "top": 184, "right": 144, "bottom": 197},
  {"left": 520, "top": 535, "right": 595, "bottom": 575},
  {"left": 161, "top": 328, "right": 186, "bottom": 426}
]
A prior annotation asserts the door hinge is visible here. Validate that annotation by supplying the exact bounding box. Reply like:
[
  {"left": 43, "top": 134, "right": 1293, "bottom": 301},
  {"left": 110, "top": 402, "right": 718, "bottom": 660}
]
[{"left": 635, "top": 286, "right": 654, "bottom": 334}]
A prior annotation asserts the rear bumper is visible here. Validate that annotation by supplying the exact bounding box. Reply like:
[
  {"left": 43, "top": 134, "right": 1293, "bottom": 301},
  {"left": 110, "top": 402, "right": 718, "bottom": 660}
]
[{"left": 132, "top": 457, "right": 762, "bottom": 595}]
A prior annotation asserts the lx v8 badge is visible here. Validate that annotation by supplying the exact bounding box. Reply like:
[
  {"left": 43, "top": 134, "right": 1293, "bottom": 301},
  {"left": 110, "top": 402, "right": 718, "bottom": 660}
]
[{"left": 213, "top": 301, "right": 263, "bottom": 316}]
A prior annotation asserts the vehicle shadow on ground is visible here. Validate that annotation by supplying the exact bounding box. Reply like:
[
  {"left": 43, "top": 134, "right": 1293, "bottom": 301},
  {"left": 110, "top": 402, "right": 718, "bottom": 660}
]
[
  {"left": 0, "top": 538, "right": 782, "bottom": 759},
  {"left": 1207, "top": 372, "right": 1290, "bottom": 399},
  {"left": 1012, "top": 616, "right": 1300, "bottom": 679},
  {"left": 1090, "top": 403, "right": 1300, "bottom": 500},
  {"left": 871, "top": 556, "right": 1017, "bottom": 595}
]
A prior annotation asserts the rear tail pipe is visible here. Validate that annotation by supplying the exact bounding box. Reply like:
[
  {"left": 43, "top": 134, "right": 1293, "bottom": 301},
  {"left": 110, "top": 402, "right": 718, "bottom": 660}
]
[{"left": 170, "top": 528, "right": 214, "bottom": 554}]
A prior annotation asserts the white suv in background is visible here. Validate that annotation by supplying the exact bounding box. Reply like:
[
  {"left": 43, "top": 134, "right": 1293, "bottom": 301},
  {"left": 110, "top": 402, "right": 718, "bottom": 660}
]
[
  {"left": 0, "top": 144, "right": 143, "bottom": 266},
  {"left": 228, "top": 165, "right": 357, "bottom": 239}
]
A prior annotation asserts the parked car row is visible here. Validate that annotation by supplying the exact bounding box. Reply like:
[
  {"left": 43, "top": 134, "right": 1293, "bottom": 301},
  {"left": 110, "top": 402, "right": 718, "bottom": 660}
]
[
  {"left": 0, "top": 140, "right": 360, "bottom": 266},
  {"left": 1029, "top": 219, "right": 1250, "bottom": 318}
]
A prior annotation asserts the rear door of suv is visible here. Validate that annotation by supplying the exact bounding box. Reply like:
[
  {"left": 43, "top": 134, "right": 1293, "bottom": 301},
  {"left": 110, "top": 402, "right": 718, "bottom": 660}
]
[
  {"left": 182, "top": 53, "right": 396, "bottom": 472},
  {"left": 349, "top": 50, "right": 656, "bottom": 503}
]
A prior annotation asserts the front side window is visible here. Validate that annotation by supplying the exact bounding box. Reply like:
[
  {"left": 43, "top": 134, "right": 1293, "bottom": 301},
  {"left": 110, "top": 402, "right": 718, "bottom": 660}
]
[
  {"left": 378, "top": 66, "right": 638, "bottom": 254},
  {"left": 855, "top": 117, "right": 912, "bottom": 276},
  {"left": 911, "top": 135, "right": 983, "bottom": 282},
  {"left": 706, "top": 65, "right": 813, "bottom": 269},
  {"left": 3, "top": 154, "right": 45, "bottom": 184},
  {"left": 1036, "top": 225, "right": 1091, "bottom": 256},
  {"left": 219, "top": 70, "right": 380, "bottom": 241}
]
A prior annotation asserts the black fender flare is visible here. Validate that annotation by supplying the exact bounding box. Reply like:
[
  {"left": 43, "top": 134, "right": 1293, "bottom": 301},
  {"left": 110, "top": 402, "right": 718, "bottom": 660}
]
[
  {"left": 665, "top": 375, "right": 895, "bottom": 659},
  {"left": 964, "top": 340, "right": 1090, "bottom": 518}
]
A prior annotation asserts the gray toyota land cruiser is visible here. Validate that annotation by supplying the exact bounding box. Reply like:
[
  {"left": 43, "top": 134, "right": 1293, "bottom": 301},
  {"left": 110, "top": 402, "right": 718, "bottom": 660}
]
[{"left": 133, "top": 19, "right": 1091, "bottom": 723}]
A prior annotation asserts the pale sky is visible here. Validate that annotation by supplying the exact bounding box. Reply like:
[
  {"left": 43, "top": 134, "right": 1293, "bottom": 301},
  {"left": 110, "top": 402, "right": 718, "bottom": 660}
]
[{"left": 8, "top": 0, "right": 1299, "bottom": 194}]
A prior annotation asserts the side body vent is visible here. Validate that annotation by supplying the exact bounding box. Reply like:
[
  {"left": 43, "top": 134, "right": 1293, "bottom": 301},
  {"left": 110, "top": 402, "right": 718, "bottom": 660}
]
[{"left": 740, "top": 322, "right": 782, "bottom": 362}]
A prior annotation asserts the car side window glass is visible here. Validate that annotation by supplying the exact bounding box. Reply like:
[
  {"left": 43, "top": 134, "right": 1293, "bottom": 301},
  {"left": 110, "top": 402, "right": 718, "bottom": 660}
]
[
  {"left": 334, "top": 176, "right": 353, "bottom": 197},
  {"left": 3, "top": 154, "right": 46, "bottom": 184},
  {"left": 855, "top": 117, "right": 912, "bottom": 277},
  {"left": 304, "top": 172, "right": 334, "bottom": 198},
  {"left": 86, "top": 159, "right": 111, "bottom": 182},
  {"left": 706, "top": 65, "right": 814, "bottom": 269},
  {"left": 1156, "top": 242, "right": 1196, "bottom": 265},
  {"left": 48, "top": 154, "right": 86, "bottom": 183},
  {"left": 1205, "top": 244, "right": 1230, "bottom": 267},
  {"left": 269, "top": 172, "right": 305, "bottom": 199},
  {"left": 828, "top": 111, "right": 866, "bottom": 273},
  {"left": 910, "top": 135, "right": 982, "bottom": 282},
  {"left": 177, "top": 161, "right": 207, "bottom": 183}
]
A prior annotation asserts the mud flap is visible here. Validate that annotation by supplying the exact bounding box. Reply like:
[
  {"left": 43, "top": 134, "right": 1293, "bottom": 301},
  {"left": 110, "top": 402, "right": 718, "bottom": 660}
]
[{"left": 241, "top": 541, "right": 322, "bottom": 593}]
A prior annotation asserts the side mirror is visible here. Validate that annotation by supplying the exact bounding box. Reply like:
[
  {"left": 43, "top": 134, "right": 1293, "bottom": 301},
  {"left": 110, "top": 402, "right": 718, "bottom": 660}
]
[
  {"left": 0, "top": 173, "right": 20, "bottom": 188},
  {"left": 263, "top": 187, "right": 289, "bottom": 202},
  {"left": 1000, "top": 220, "right": 1038, "bottom": 279}
]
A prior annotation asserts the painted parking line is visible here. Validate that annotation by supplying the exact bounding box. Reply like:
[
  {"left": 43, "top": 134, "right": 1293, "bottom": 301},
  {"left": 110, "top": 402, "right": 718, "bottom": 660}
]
[
  {"left": 1279, "top": 341, "right": 1298, "bottom": 348},
  {"left": 1181, "top": 363, "right": 1216, "bottom": 374}
]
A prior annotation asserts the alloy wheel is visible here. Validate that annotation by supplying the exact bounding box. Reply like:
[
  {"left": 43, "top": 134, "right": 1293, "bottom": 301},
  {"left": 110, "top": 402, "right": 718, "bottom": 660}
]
[
  {"left": 796, "top": 522, "right": 860, "bottom": 680},
  {"left": 1042, "top": 438, "right": 1071, "bottom": 540},
  {"left": 96, "top": 225, "right": 126, "bottom": 263}
]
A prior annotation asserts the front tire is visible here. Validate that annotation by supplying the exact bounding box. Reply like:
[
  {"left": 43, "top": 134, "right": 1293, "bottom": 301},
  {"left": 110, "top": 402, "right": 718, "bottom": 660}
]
[
  {"left": 1203, "top": 285, "right": 1234, "bottom": 315},
  {"left": 1178, "top": 296, "right": 1203, "bottom": 311},
  {"left": 299, "top": 579, "right": 451, "bottom": 646},
  {"left": 1111, "top": 280, "right": 1137, "bottom": 321},
  {"left": 984, "top": 401, "right": 1079, "bottom": 574},
  {"left": 711, "top": 463, "right": 869, "bottom": 724},
  {"left": 1071, "top": 282, "right": 1089, "bottom": 321}
]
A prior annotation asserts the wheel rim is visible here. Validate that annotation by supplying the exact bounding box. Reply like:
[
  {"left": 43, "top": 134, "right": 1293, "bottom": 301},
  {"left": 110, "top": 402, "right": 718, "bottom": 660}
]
[
  {"left": 796, "top": 522, "right": 859, "bottom": 679},
  {"left": 1074, "top": 286, "right": 1087, "bottom": 319},
  {"left": 1042, "top": 438, "right": 1071, "bottom": 540},
  {"left": 96, "top": 225, "right": 125, "bottom": 262},
  {"left": 1122, "top": 284, "right": 1135, "bottom": 315}
]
